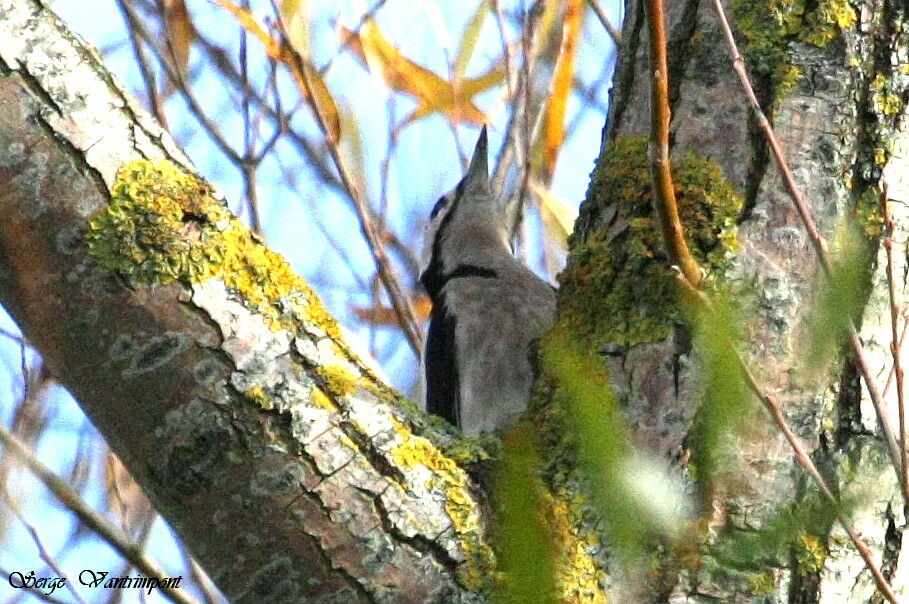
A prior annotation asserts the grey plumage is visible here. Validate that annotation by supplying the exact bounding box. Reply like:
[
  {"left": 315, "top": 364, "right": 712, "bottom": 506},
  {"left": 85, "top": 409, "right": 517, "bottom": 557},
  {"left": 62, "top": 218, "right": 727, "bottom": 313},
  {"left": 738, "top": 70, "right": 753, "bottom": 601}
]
[{"left": 419, "top": 127, "right": 557, "bottom": 436}]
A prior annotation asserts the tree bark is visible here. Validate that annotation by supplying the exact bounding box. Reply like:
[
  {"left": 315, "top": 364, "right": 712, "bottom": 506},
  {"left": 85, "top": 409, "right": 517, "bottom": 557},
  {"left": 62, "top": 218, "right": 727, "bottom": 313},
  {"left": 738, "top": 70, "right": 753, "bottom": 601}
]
[
  {"left": 0, "top": 1, "right": 491, "bottom": 602},
  {"left": 557, "top": 0, "right": 909, "bottom": 600}
]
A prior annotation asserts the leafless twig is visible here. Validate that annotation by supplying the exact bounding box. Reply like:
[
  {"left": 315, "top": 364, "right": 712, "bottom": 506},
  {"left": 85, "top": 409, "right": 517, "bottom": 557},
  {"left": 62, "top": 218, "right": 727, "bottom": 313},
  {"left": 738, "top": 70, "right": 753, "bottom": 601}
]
[
  {"left": 677, "top": 274, "right": 900, "bottom": 604},
  {"left": 270, "top": 0, "right": 423, "bottom": 354},
  {"left": 2, "top": 488, "right": 87, "bottom": 604},
  {"left": 586, "top": 0, "right": 622, "bottom": 45},
  {"left": 882, "top": 183, "right": 909, "bottom": 502},
  {"left": 645, "top": 0, "right": 702, "bottom": 288},
  {"left": 710, "top": 0, "right": 903, "bottom": 493},
  {"left": 0, "top": 425, "right": 200, "bottom": 604}
]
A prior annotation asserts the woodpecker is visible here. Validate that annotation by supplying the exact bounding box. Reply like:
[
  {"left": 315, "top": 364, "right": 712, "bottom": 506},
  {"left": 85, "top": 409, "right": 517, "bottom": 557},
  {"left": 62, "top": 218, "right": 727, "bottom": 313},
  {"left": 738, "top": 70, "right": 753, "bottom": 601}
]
[{"left": 419, "top": 127, "right": 557, "bottom": 436}]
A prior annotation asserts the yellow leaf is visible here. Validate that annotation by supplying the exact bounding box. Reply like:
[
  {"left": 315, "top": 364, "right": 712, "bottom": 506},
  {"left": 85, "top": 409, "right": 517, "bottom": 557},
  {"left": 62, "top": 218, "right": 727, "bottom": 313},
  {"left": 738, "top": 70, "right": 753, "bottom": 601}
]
[
  {"left": 217, "top": 0, "right": 282, "bottom": 56},
  {"left": 353, "top": 296, "right": 433, "bottom": 325},
  {"left": 163, "top": 0, "right": 194, "bottom": 78},
  {"left": 453, "top": 1, "right": 490, "bottom": 80},
  {"left": 217, "top": 0, "right": 341, "bottom": 143},
  {"left": 279, "top": 0, "right": 310, "bottom": 57},
  {"left": 281, "top": 0, "right": 302, "bottom": 17},
  {"left": 543, "top": 0, "right": 582, "bottom": 179},
  {"left": 293, "top": 59, "right": 342, "bottom": 144},
  {"left": 342, "top": 19, "right": 502, "bottom": 126},
  {"left": 405, "top": 65, "right": 504, "bottom": 125},
  {"left": 531, "top": 182, "right": 577, "bottom": 245},
  {"left": 459, "top": 64, "right": 506, "bottom": 98}
]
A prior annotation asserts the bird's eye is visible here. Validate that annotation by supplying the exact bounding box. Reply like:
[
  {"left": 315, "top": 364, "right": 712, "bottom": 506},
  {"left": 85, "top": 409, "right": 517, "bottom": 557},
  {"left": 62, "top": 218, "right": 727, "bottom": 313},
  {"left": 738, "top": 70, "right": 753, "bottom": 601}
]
[{"left": 429, "top": 195, "right": 449, "bottom": 219}]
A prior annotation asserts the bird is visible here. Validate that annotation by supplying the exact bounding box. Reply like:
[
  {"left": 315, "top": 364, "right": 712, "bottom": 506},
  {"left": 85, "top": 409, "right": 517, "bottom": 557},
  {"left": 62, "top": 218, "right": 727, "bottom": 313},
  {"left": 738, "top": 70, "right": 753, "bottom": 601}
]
[{"left": 419, "top": 127, "right": 557, "bottom": 437}]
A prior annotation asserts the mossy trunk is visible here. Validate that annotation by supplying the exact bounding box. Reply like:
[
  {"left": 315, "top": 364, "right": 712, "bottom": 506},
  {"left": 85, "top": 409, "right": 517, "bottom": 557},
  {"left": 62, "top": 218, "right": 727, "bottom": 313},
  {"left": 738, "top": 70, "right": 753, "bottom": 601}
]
[{"left": 548, "top": 0, "right": 909, "bottom": 600}]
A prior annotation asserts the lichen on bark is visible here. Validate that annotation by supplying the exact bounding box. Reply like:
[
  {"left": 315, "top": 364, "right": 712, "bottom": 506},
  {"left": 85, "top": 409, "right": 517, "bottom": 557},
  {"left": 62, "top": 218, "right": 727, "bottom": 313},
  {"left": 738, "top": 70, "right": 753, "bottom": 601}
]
[
  {"left": 558, "top": 136, "right": 742, "bottom": 350},
  {"left": 730, "top": 0, "right": 857, "bottom": 99},
  {"left": 85, "top": 159, "right": 343, "bottom": 337}
]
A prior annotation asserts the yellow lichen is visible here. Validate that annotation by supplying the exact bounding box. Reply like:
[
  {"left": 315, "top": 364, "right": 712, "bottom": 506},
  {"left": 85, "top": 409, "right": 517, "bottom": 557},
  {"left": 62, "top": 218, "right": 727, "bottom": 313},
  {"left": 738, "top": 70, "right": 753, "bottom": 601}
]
[
  {"left": 747, "top": 571, "right": 776, "bottom": 596},
  {"left": 795, "top": 533, "right": 827, "bottom": 575},
  {"left": 317, "top": 364, "right": 358, "bottom": 398},
  {"left": 732, "top": 0, "right": 856, "bottom": 99},
  {"left": 86, "top": 159, "right": 343, "bottom": 337},
  {"left": 243, "top": 385, "right": 272, "bottom": 410},
  {"left": 311, "top": 387, "right": 339, "bottom": 412},
  {"left": 545, "top": 490, "right": 608, "bottom": 603},
  {"left": 389, "top": 418, "right": 495, "bottom": 592}
]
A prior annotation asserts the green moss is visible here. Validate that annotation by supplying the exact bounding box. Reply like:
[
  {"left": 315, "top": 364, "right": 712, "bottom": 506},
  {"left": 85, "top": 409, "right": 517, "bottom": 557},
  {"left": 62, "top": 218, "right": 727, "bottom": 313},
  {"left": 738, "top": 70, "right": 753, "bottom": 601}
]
[
  {"left": 438, "top": 434, "right": 497, "bottom": 466},
  {"left": 558, "top": 137, "right": 742, "bottom": 350},
  {"left": 86, "top": 160, "right": 343, "bottom": 337},
  {"left": 731, "top": 0, "right": 857, "bottom": 98}
]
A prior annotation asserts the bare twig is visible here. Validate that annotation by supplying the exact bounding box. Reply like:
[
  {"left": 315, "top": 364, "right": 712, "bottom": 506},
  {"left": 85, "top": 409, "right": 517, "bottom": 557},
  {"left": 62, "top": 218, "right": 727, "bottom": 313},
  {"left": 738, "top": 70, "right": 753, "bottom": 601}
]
[
  {"left": 270, "top": 1, "right": 423, "bottom": 354},
  {"left": 188, "top": 557, "right": 223, "bottom": 604},
  {"left": 709, "top": 0, "right": 903, "bottom": 489},
  {"left": 319, "top": 0, "right": 389, "bottom": 77},
  {"left": 115, "top": 0, "right": 167, "bottom": 126},
  {"left": 0, "top": 425, "right": 200, "bottom": 604},
  {"left": 882, "top": 183, "right": 909, "bottom": 502},
  {"left": 586, "top": 0, "right": 623, "bottom": 46},
  {"left": 490, "top": 0, "right": 515, "bottom": 100},
  {"left": 117, "top": 0, "right": 241, "bottom": 164},
  {"left": 2, "top": 489, "right": 87, "bottom": 604},
  {"left": 645, "top": 0, "right": 702, "bottom": 288},
  {"left": 498, "top": 1, "right": 548, "bottom": 238},
  {"left": 677, "top": 274, "right": 900, "bottom": 604},
  {"left": 883, "top": 312, "right": 909, "bottom": 398},
  {"left": 0, "top": 565, "right": 69, "bottom": 604}
]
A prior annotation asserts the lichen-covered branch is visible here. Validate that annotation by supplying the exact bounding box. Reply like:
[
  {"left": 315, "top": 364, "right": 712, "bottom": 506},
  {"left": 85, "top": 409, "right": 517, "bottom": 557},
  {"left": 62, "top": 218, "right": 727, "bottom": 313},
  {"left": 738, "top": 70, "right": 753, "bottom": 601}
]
[{"left": 0, "top": 1, "right": 492, "bottom": 601}]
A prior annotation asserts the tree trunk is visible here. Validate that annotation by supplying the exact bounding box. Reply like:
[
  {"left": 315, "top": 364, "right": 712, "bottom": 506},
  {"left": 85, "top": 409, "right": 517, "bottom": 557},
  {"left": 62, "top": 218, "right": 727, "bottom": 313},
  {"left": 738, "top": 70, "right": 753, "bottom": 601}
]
[{"left": 554, "top": 0, "right": 909, "bottom": 600}]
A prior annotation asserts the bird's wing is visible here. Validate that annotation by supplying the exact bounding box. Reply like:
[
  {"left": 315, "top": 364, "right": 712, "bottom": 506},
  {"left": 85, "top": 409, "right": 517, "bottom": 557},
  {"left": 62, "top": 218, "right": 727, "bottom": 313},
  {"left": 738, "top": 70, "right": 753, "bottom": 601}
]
[{"left": 423, "top": 297, "right": 460, "bottom": 427}]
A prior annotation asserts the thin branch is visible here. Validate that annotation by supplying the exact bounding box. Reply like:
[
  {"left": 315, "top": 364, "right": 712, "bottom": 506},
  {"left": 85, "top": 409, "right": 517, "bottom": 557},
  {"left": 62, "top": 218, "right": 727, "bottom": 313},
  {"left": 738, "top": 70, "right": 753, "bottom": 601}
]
[
  {"left": 883, "top": 312, "right": 909, "bottom": 398},
  {"left": 709, "top": 0, "right": 903, "bottom": 489},
  {"left": 500, "top": 1, "right": 547, "bottom": 238},
  {"left": 0, "top": 425, "right": 200, "bottom": 604},
  {"left": 882, "top": 183, "right": 909, "bottom": 502},
  {"left": 586, "top": 0, "right": 622, "bottom": 45},
  {"left": 188, "top": 557, "right": 223, "bottom": 604},
  {"left": 2, "top": 488, "right": 88, "bottom": 604},
  {"left": 318, "top": 0, "right": 389, "bottom": 77},
  {"left": 645, "top": 0, "right": 702, "bottom": 288},
  {"left": 677, "top": 274, "right": 900, "bottom": 604},
  {"left": 270, "top": 1, "right": 423, "bottom": 355},
  {"left": 117, "top": 0, "right": 241, "bottom": 164},
  {"left": 490, "top": 0, "right": 515, "bottom": 100},
  {"left": 115, "top": 0, "right": 167, "bottom": 127}
]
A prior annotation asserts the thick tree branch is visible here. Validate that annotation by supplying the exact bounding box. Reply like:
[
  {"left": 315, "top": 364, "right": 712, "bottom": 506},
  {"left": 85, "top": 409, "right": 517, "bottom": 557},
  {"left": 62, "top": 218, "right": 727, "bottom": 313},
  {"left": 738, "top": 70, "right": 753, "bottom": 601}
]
[{"left": 0, "top": 1, "right": 488, "bottom": 601}]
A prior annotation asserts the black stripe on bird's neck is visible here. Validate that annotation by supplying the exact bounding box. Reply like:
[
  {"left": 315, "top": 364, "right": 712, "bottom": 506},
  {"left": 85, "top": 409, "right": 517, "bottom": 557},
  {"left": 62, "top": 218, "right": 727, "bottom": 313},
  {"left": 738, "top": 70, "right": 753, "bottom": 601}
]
[{"left": 420, "top": 263, "right": 498, "bottom": 299}]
